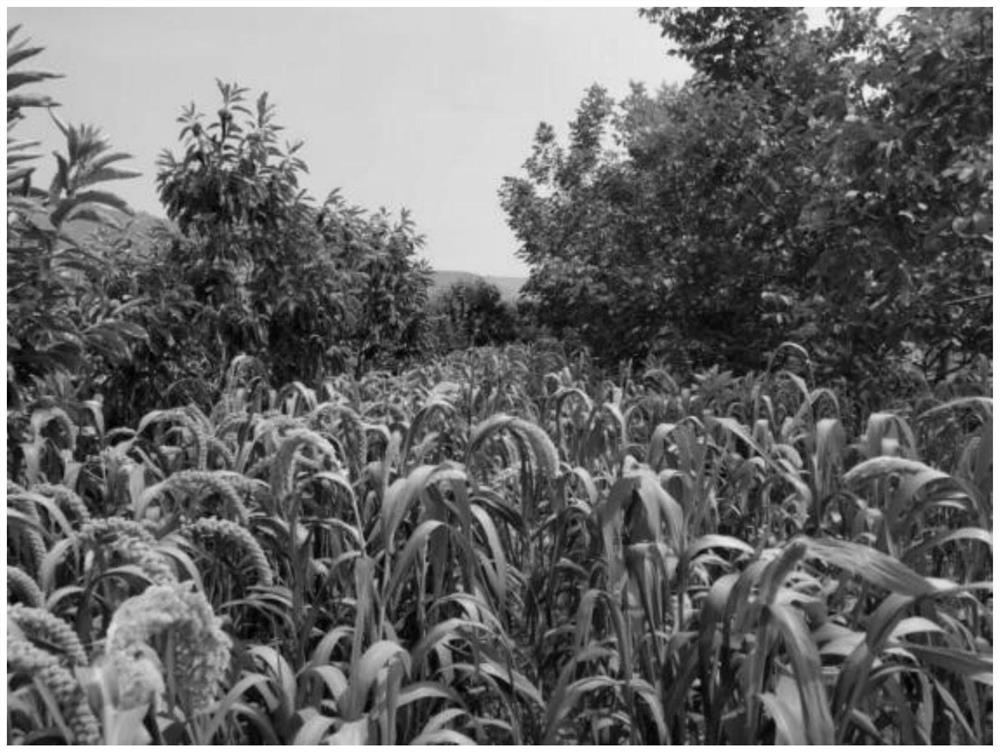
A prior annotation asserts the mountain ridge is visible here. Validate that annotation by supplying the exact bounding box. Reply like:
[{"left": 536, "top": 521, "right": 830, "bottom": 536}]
[{"left": 428, "top": 270, "right": 525, "bottom": 302}]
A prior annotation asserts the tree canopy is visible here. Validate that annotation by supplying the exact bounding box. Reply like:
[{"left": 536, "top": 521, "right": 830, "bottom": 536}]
[
  {"left": 8, "top": 38, "right": 432, "bottom": 423},
  {"left": 501, "top": 8, "right": 992, "bottom": 391}
]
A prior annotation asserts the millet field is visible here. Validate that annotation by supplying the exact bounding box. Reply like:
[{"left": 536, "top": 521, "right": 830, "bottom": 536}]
[{"left": 7, "top": 345, "right": 994, "bottom": 744}]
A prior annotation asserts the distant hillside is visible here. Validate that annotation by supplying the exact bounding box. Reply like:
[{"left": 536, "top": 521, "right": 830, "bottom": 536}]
[
  {"left": 430, "top": 270, "right": 526, "bottom": 302},
  {"left": 64, "top": 210, "right": 173, "bottom": 257}
]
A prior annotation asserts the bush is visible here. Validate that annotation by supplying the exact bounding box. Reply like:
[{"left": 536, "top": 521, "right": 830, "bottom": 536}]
[{"left": 425, "top": 277, "right": 520, "bottom": 353}]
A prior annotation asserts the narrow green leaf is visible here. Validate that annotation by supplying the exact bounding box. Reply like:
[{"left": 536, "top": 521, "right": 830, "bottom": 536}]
[{"left": 802, "top": 537, "right": 941, "bottom": 597}]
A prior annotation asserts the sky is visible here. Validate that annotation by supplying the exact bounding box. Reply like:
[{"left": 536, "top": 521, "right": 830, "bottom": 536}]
[{"left": 8, "top": 5, "right": 696, "bottom": 277}]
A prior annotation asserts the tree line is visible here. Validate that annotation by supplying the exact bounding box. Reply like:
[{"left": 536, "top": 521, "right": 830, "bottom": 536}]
[
  {"left": 7, "top": 27, "right": 521, "bottom": 427},
  {"left": 8, "top": 8, "right": 992, "bottom": 428}
]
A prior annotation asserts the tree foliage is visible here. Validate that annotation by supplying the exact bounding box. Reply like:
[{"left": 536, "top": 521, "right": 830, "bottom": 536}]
[
  {"left": 426, "top": 277, "right": 519, "bottom": 352},
  {"left": 8, "top": 32, "right": 434, "bottom": 425},
  {"left": 639, "top": 7, "right": 798, "bottom": 88},
  {"left": 141, "top": 81, "right": 431, "bottom": 402},
  {"left": 502, "top": 8, "right": 992, "bottom": 390},
  {"left": 316, "top": 197, "right": 432, "bottom": 377},
  {"left": 7, "top": 25, "right": 144, "bottom": 404}
]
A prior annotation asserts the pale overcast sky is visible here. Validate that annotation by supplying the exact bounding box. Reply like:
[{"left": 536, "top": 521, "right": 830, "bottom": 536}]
[{"left": 8, "top": 6, "right": 694, "bottom": 276}]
